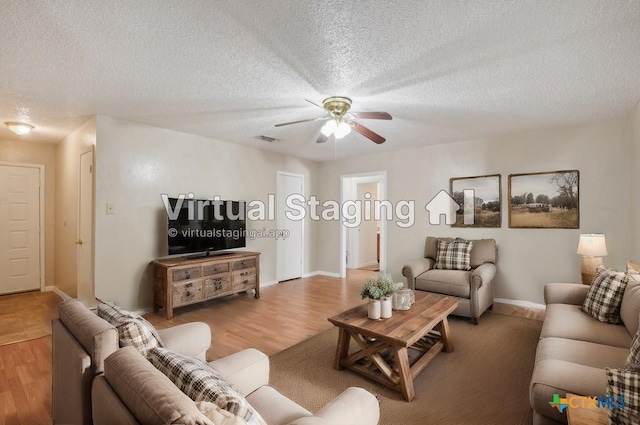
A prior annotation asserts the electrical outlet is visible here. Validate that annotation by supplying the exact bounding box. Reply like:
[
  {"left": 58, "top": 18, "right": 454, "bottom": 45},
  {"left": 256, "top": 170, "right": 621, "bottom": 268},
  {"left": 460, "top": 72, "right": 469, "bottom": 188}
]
[{"left": 106, "top": 203, "right": 115, "bottom": 215}]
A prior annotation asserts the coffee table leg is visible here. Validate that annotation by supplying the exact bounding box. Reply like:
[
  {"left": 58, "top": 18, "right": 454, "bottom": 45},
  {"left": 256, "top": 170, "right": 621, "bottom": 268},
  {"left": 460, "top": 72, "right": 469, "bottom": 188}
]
[
  {"left": 437, "top": 318, "right": 454, "bottom": 353},
  {"left": 334, "top": 328, "right": 351, "bottom": 370},
  {"left": 394, "top": 346, "right": 415, "bottom": 402}
]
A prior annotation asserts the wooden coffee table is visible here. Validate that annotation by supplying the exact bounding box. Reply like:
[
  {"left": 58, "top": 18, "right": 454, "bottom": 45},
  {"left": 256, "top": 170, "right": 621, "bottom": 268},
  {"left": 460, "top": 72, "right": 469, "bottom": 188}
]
[{"left": 327, "top": 292, "right": 459, "bottom": 401}]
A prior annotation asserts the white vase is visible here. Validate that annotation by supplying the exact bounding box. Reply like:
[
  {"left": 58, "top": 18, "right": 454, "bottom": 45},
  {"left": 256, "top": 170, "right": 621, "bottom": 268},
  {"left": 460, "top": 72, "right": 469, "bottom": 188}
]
[
  {"left": 380, "top": 296, "right": 393, "bottom": 319},
  {"left": 368, "top": 299, "right": 381, "bottom": 320}
]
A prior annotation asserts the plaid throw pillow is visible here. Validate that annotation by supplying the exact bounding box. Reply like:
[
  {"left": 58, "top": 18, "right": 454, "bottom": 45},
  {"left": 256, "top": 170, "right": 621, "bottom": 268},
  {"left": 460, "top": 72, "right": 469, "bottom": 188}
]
[
  {"left": 582, "top": 266, "right": 629, "bottom": 324},
  {"left": 148, "top": 347, "right": 266, "bottom": 425},
  {"left": 627, "top": 314, "right": 640, "bottom": 367},
  {"left": 434, "top": 239, "right": 473, "bottom": 271},
  {"left": 606, "top": 367, "right": 640, "bottom": 424},
  {"left": 97, "top": 301, "right": 164, "bottom": 355}
]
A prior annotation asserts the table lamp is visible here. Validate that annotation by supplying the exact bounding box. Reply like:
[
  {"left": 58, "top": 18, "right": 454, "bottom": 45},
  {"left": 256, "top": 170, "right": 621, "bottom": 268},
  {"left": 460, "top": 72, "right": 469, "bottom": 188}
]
[{"left": 576, "top": 234, "right": 607, "bottom": 284}]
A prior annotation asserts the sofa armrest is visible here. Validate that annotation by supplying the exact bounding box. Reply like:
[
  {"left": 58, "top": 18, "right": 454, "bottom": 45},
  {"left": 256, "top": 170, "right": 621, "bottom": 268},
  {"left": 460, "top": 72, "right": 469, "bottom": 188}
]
[
  {"left": 402, "top": 258, "right": 434, "bottom": 289},
  {"left": 286, "top": 387, "right": 380, "bottom": 425},
  {"left": 157, "top": 322, "right": 211, "bottom": 362},
  {"left": 209, "top": 348, "right": 269, "bottom": 397},
  {"left": 471, "top": 263, "right": 496, "bottom": 288},
  {"left": 544, "top": 283, "right": 589, "bottom": 306}
]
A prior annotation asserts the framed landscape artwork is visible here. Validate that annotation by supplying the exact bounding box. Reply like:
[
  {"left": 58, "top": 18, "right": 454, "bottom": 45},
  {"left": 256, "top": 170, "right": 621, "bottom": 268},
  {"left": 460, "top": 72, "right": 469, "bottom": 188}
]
[
  {"left": 508, "top": 170, "right": 579, "bottom": 229},
  {"left": 449, "top": 174, "right": 501, "bottom": 227}
]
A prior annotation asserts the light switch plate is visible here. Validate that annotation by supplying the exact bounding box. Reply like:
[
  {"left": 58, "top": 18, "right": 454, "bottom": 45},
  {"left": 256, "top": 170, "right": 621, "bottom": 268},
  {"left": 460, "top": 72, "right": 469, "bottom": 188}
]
[{"left": 106, "top": 203, "right": 115, "bottom": 215}]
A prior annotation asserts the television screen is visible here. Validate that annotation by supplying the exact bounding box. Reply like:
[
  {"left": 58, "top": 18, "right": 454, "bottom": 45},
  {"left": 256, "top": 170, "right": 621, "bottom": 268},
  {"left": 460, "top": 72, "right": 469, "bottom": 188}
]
[{"left": 167, "top": 198, "right": 246, "bottom": 256}]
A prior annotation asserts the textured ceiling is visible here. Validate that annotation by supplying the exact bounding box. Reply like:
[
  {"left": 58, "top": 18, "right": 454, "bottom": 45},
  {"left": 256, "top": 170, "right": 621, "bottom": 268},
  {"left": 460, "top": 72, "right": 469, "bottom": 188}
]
[{"left": 1, "top": 1, "right": 639, "bottom": 161}]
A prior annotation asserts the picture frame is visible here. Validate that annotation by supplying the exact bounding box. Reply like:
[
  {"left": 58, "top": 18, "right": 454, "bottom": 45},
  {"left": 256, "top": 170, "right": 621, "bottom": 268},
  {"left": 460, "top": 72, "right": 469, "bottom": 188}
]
[
  {"left": 449, "top": 174, "right": 501, "bottom": 228},
  {"left": 508, "top": 170, "right": 579, "bottom": 229}
]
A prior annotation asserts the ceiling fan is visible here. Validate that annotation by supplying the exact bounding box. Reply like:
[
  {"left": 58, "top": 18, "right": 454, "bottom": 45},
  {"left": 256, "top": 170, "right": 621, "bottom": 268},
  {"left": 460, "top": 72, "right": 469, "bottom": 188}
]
[{"left": 274, "top": 96, "right": 392, "bottom": 144}]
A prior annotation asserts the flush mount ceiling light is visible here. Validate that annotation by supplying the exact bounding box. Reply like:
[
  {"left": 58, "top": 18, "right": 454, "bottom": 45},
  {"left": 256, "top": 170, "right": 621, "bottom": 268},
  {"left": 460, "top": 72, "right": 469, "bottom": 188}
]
[{"left": 5, "top": 121, "right": 34, "bottom": 135}]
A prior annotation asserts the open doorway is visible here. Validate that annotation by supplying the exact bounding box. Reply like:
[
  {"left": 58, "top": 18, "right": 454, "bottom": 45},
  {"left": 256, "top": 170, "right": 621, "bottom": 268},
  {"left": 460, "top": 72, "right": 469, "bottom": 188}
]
[{"left": 340, "top": 172, "right": 387, "bottom": 278}]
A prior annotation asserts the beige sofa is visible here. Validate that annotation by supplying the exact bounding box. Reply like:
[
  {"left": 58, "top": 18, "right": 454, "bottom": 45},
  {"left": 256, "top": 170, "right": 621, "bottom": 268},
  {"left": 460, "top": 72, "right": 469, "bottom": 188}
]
[
  {"left": 529, "top": 281, "right": 640, "bottom": 424},
  {"left": 53, "top": 299, "right": 380, "bottom": 425},
  {"left": 402, "top": 237, "right": 497, "bottom": 324}
]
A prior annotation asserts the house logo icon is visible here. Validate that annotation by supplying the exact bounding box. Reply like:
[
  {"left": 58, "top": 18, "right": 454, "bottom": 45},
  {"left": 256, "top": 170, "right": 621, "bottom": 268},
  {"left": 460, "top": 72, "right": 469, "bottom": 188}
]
[{"left": 425, "top": 190, "right": 460, "bottom": 225}]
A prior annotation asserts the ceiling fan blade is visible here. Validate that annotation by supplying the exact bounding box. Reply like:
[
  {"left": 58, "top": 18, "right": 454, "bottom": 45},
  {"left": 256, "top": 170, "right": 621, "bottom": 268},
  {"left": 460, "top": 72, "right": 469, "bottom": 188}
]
[
  {"left": 274, "top": 117, "right": 324, "bottom": 127},
  {"left": 305, "top": 99, "right": 325, "bottom": 110},
  {"left": 352, "top": 122, "right": 386, "bottom": 144},
  {"left": 316, "top": 132, "right": 334, "bottom": 144},
  {"left": 350, "top": 111, "right": 392, "bottom": 120}
]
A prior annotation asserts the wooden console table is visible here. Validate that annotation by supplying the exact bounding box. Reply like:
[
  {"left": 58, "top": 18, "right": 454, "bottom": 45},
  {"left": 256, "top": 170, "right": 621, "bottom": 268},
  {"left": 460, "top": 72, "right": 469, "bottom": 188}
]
[{"left": 152, "top": 251, "right": 260, "bottom": 319}]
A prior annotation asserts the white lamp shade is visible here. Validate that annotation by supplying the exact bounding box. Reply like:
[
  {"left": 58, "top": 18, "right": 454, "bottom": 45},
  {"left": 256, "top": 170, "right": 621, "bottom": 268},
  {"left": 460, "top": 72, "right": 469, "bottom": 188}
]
[
  {"left": 321, "top": 120, "right": 337, "bottom": 136},
  {"left": 577, "top": 234, "right": 607, "bottom": 257},
  {"left": 333, "top": 121, "right": 352, "bottom": 139}
]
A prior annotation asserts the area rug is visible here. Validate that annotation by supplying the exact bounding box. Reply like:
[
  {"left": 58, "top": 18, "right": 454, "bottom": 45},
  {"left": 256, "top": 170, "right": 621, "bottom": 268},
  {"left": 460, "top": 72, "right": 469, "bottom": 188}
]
[
  {"left": 269, "top": 312, "right": 541, "bottom": 425},
  {"left": 0, "top": 291, "right": 61, "bottom": 345}
]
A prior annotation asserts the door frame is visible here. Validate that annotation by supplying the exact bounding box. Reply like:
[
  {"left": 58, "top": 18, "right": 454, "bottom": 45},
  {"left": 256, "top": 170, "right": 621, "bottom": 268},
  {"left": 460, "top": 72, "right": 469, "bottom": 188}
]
[
  {"left": 0, "top": 161, "right": 45, "bottom": 292},
  {"left": 340, "top": 171, "right": 387, "bottom": 278},
  {"left": 276, "top": 171, "right": 305, "bottom": 282}
]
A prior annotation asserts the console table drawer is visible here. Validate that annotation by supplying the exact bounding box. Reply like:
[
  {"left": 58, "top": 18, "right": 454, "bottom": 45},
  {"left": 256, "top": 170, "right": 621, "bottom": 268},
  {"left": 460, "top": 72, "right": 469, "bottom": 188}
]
[
  {"left": 232, "top": 258, "right": 256, "bottom": 271},
  {"left": 232, "top": 269, "right": 256, "bottom": 290},
  {"left": 204, "top": 274, "right": 232, "bottom": 298},
  {"left": 173, "top": 281, "right": 203, "bottom": 306},
  {"left": 203, "top": 262, "right": 229, "bottom": 276},
  {"left": 172, "top": 267, "right": 202, "bottom": 282}
]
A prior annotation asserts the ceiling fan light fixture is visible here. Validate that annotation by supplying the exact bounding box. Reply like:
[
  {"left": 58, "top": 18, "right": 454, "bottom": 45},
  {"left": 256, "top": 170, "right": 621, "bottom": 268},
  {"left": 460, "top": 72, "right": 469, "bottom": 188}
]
[
  {"left": 333, "top": 121, "right": 352, "bottom": 139},
  {"left": 5, "top": 121, "right": 34, "bottom": 135},
  {"left": 321, "top": 119, "right": 337, "bottom": 136}
]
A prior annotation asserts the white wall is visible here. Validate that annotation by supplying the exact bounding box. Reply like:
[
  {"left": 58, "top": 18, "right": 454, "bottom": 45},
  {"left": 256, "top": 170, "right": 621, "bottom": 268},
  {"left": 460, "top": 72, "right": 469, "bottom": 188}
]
[
  {"left": 0, "top": 140, "right": 56, "bottom": 287},
  {"left": 94, "top": 116, "right": 320, "bottom": 310},
  {"left": 632, "top": 101, "right": 640, "bottom": 258},
  {"left": 317, "top": 118, "right": 632, "bottom": 304},
  {"left": 55, "top": 118, "right": 97, "bottom": 297}
]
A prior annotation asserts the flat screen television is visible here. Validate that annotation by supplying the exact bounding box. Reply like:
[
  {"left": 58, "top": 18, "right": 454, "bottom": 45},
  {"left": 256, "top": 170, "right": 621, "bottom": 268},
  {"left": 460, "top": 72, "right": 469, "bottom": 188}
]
[{"left": 166, "top": 198, "right": 246, "bottom": 256}]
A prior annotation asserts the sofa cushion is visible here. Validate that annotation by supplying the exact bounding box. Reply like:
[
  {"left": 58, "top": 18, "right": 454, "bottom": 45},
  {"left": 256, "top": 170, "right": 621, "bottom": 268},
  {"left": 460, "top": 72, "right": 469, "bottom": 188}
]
[
  {"left": 97, "top": 301, "right": 165, "bottom": 355},
  {"left": 148, "top": 347, "right": 266, "bottom": 425},
  {"left": 415, "top": 269, "right": 471, "bottom": 298},
  {"left": 530, "top": 359, "right": 607, "bottom": 425},
  {"left": 434, "top": 239, "right": 473, "bottom": 271},
  {"left": 246, "top": 386, "right": 312, "bottom": 425},
  {"left": 582, "top": 266, "right": 628, "bottom": 324},
  {"left": 196, "top": 401, "right": 249, "bottom": 425},
  {"left": 535, "top": 337, "right": 628, "bottom": 369},
  {"left": 541, "top": 304, "right": 632, "bottom": 348},
  {"left": 58, "top": 298, "right": 118, "bottom": 374},
  {"left": 621, "top": 282, "right": 640, "bottom": 337},
  {"left": 104, "top": 346, "right": 211, "bottom": 425},
  {"left": 606, "top": 367, "right": 640, "bottom": 424}
]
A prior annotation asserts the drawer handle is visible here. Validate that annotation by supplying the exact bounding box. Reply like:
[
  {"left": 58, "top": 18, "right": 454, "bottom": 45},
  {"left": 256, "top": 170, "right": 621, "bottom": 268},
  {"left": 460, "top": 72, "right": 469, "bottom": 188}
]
[
  {"left": 243, "top": 280, "right": 249, "bottom": 284},
  {"left": 185, "top": 290, "right": 191, "bottom": 297},
  {"left": 186, "top": 283, "right": 192, "bottom": 288},
  {"left": 186, "top": 274, "right": 191, "bottom": 279}
]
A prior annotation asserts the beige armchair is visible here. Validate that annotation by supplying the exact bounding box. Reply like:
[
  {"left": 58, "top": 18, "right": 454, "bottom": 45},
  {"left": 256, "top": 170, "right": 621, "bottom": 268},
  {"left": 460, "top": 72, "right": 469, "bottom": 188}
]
[{"left": 402, "top": 237, "right": 497, "bottom": 324}]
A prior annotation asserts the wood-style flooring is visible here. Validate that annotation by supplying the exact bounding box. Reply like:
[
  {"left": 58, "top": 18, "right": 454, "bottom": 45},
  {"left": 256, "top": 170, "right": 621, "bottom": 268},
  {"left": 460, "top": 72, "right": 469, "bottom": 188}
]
[
  {"left": 0, "top": 291, "right": 60, "bottom": 346},
  {"left": 0, "top": 271, "right": 544, "bottom": 425}
]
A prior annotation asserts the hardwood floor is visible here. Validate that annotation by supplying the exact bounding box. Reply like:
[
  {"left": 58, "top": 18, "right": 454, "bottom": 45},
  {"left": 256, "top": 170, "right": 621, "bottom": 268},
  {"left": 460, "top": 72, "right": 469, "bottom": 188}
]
[
  {"left": 0, "top": 271, "right": 544, "bottom": 424},
  {"left": 0, "top": 291, "right": 61, "bottom": 346},
  {"left": 145, "top": 269, "right": 376, "bottom": 360}
]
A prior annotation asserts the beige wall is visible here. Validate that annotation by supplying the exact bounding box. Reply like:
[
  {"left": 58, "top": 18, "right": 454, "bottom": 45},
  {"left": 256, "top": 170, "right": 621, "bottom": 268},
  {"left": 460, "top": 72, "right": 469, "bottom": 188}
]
[
  {"left": 317, "top": 118, "right": 632, "bottom": 304},
  {"left": 632, "top": 101, "right": 640, "bottom": 258},
  {"left": 0, "top": 140, "right": 56, "bottom": 287},
  {"left": 94, "top": 116, "right": 320, "bottom": 310},
  {"left": 55, "top": 118, "right": 97, "bottom": 298}
]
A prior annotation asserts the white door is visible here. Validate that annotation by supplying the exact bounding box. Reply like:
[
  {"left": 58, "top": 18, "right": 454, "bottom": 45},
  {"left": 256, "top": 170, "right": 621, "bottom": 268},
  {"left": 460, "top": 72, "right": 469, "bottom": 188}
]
[
  {"left": 77, "top": 150, "right": 95, "bottom": 305},
  {"left": 277, "top": 172, "right": 303, "bottom": 282},
  {"left": 0, "top": 164, "right": 41, "bottom": 294},
  {"left": 356, "top": 182, "right": 379, "bottom": 268}
]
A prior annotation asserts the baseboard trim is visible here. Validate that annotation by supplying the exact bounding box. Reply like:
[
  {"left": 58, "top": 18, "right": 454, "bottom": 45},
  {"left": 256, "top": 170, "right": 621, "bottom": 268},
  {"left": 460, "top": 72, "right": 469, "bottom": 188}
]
[
  {"left": 304, "top": 271, "right": 341, "bottom": 278},
  {"left": 261, "top": 280, "right": 278, "bottom": 287},
  {"left": 494, "top": 298, "right": 546, "bottom": 310},
  {"left": 47, "top": 286, "right": 73, "bottom": 301}
]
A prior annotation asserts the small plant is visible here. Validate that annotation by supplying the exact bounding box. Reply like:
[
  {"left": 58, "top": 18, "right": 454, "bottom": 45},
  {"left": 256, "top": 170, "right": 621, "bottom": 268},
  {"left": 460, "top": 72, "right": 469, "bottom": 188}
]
[{"left": 360, "top": 273, "right": 397, "bottom": 300}]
